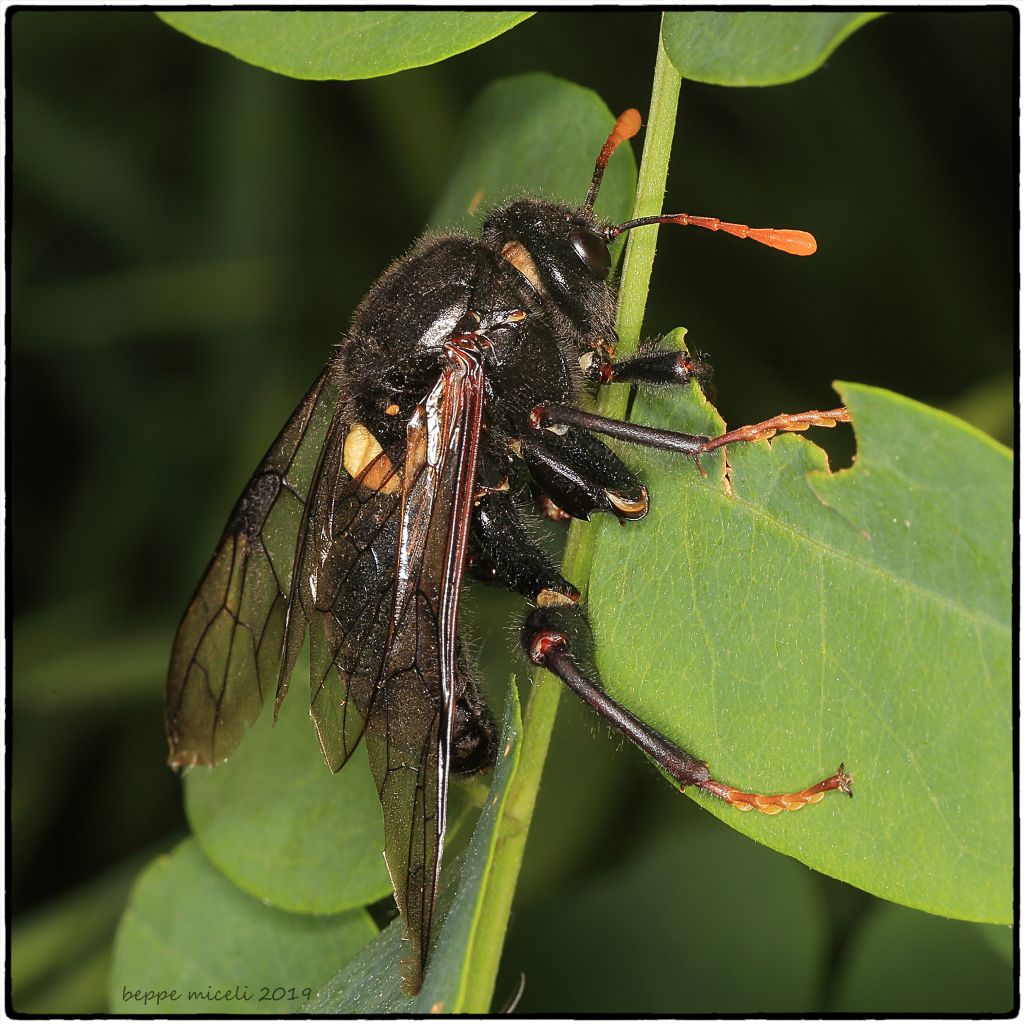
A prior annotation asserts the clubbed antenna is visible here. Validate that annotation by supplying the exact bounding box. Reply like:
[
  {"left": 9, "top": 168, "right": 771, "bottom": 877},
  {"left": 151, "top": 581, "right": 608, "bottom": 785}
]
[
  {"left": 583, "top": 108, "right": 643, "bottom": 212},
  {"left": 605, "top": 212, "right": 817, "bottom": 256}
]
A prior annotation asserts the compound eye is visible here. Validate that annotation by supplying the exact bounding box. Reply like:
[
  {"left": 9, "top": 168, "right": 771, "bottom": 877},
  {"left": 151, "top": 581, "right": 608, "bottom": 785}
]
[{"left": 569, "top": 227, "right": 611, "bottom": 280}]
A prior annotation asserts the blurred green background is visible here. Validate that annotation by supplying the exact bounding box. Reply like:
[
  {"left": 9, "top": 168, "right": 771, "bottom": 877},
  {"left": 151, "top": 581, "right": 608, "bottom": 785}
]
[{"left": 11, "top": 9, "right": 1015, "bottom": 1014}]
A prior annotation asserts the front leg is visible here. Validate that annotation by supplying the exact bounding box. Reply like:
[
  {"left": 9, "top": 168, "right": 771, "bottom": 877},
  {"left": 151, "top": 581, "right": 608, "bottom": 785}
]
[
  {"left": 522, "top": 604, "right": 853, "bottom": 814},
  {"left": 562, "top": 342, "right": 848, "bottom": 461},
  {"left": 581, "top": 345, "right": 714, "bottom": 396},
  {"left": 520, "top": 428, "right": 649, "bottom": 522}
]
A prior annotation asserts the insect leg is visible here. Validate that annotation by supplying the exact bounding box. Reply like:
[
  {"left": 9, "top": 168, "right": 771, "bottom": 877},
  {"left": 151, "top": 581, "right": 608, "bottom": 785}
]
[
  {"left": 581, "top": 346, "right": 714, "bottom": 395},
  {"left": 518, "top": 428, "right": 649, "bottom": 521},
  {"left": 522, "top": 605, "right": 853, "bottom": 813},
  {"left": 471, "top": 490, "right": 580, "bottom": 606},
  {"left": 531, "top": 402, "right": 850, "bottom": 461},
  {"left": 699, "top": 407, "right": 852, "bottom": 451},
  {"left": 451, "top": 650, "right": 498, "bottom": 776}
]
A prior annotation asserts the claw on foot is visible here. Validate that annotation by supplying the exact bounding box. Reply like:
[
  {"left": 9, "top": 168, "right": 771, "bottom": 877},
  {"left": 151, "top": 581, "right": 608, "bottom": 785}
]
[{"left": 702, "top": 407, "right": 851, "bottom": 453}]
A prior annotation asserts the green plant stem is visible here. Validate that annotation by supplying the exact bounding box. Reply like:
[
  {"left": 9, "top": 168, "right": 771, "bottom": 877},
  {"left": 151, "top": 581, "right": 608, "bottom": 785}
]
[
  {"left": 463, "top": 22, "right": 684, "bottom": 1013},
  {"left": 608, "top": 24, "right": 682, "bottom": 408}
]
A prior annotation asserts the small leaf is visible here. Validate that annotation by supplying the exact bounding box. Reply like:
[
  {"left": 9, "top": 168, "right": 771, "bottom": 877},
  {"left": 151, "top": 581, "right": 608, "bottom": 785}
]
[
  {"left": 184, "top": 656, "right": 392, "bottom": 914},
  {"left": 109, "top": 839, "right": 376, "bottom": 1015},
  {"left": 157, "top": 11, "right": 533, "bottom": 81},
  {"left": 589, "top": 357, "right": 1012, "bottom": 923},
  {"left": 306, "top": 682, "right": 522, "bottom": 1013},
  {"left": 662, "top": 11, "right": 883, "bottom": 86},
  {"left": 429, "top": 73, "right": 636, "bottom": 232}
]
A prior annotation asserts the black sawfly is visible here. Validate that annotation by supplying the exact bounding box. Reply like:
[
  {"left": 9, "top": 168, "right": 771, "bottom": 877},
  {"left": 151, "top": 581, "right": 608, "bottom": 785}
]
[{"left": 166, "top": 108, "right": 853, "bottom": 994}]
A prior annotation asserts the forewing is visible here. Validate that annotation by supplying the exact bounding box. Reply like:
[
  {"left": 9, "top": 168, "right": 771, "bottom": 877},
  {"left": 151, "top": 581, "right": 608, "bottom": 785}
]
[
  {"left": 371, "top": 353, "right": 485, "bottom": 993},
  {"left": 292, "top": 349, "right": 484, "bottom": 993},
  {"left": 165, "top": 366, "right": 338, "bottom": 766}
]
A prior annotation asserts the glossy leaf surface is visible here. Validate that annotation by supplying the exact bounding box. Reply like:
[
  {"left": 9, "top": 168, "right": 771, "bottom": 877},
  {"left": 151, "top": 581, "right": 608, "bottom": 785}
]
[
  {"left": 662, "top": 11, "right": 882, "bottom": 86},
  {"left": 157, "top": 11, "right": 533, "bottom": 80},
  {"left": 589, "top": 355, "right": 1012, "bottom": 923},
  {"left": 109, "top": 839, "right": 376, "bottom": 1015}
]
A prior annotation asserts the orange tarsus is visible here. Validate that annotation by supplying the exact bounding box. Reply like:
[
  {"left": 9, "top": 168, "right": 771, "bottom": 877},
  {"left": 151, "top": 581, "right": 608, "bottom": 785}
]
[
  {"left": 696, "top": 764, "right": 854, "bottom": 815},
  {"left": 701, "top": 407, "right": 850, "bottom": 453}
]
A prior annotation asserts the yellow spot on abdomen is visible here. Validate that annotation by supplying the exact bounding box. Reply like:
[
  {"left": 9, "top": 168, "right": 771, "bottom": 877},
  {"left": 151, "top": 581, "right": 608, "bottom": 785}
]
[{"left": 344, "top": 422, "right": 400, "bottom": 494}]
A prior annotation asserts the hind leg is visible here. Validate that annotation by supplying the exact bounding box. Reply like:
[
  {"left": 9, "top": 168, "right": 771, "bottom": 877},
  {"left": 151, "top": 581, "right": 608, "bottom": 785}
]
[{"left": 521, "top": 603, "right": 852, "bottom": 814}]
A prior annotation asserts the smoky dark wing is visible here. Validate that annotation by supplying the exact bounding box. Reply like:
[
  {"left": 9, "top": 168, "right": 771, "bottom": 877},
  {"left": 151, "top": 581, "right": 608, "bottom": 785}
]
[
  {"left": 165, "top": 366, "right": 338, "bottom": 766},
  {"left": 290, "top": 354, "right": 484, "bottom": 993},
  {"left": 375, "top": 359, "right": 485, "bottom": 992}
]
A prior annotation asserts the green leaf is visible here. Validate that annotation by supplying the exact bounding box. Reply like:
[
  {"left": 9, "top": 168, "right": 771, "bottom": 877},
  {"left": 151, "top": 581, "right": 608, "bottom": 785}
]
[
  {"left": 589, "top": 358, "right": 1012, "bottom": 923},
  {"left": 831, "top": 902, "right": 1014, "bottom": 1012},
  {"left": 662, "top": 11, "right": 883, "bottom": 86},
  {"left": 109, "top": 839, "right": 376, "bottom": 1015},
  {"left": 429, "top": 72, "right": 637, "bottom": 232},
  {"left": 157, "top": 11, "right": 533, "bottom": 81},
  {"left": 306, "top": 682, "right": 522, "bottom": 1013},
  {"left": 184, "top": 656, "right": 392, "bottom": 914}
]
